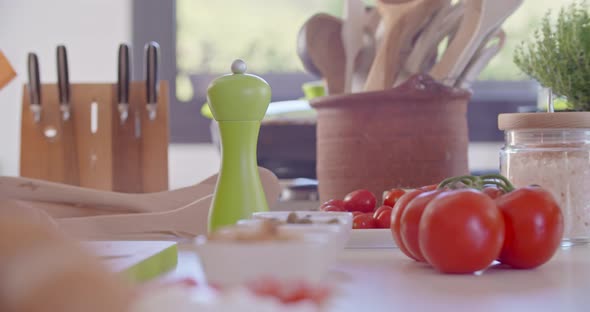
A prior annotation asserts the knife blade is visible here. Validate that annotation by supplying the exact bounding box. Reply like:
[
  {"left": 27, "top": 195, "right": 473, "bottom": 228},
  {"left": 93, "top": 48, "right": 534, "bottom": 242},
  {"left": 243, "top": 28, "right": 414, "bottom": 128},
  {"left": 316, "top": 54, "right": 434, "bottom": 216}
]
[
  {"left": 27, "top": 53, "right": 42, "bottom": 123},
  {"left": 117, "top": 43, "right": 130, "bottom": 123},
  {"left": 145, "top": 41, "right": 160, "bottom": 121},
  {"left": 56, "top": 45, "right": 70, "bottom": 121}
]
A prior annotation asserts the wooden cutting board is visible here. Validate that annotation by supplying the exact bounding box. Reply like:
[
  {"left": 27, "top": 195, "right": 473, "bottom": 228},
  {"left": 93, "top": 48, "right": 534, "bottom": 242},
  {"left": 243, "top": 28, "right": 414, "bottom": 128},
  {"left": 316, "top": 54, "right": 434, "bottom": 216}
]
[{"left": 84, "top": 241, "right": 178, "bottom": 283}]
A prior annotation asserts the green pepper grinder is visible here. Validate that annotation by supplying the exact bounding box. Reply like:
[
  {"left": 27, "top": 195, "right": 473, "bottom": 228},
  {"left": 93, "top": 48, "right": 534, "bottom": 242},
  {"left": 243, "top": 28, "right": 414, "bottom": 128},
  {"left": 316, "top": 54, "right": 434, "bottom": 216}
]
[{"left": 207, "top": 59, "right": 272, "bottom": 232}]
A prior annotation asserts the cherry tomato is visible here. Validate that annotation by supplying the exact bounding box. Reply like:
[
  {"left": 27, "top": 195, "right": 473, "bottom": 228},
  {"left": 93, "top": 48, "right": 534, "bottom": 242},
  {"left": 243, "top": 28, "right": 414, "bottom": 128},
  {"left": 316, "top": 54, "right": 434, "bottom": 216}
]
[
  {"left": 373, "top": 205, "right": 393, "bottom": 229},
  {"left": 482, "top": 187, "right": 505, "bottom": 199},
  {"left": 419, "top": 189, "right": 505, "bottom": 274},
  {"left": 320, "top": 199, "right": 345, "bottom": 211},
  {"left": 353, "top": 213, "right": 377, "bottom": 229},
  {"left": 383, "top": 189, "right": 406, "bottom": 207},
  {"left": 496, "top": 186, "right": 563, "bottom": 269},
  {"left": 391, "top": 189, "right": 425, "bottom": 261},
  {"left": 321, "top": 204, "right": 347, "bottom": 212},
  {"left": 344, "top": 189, "right": 377, "bottom": 213},
  {"left": 400, "top": 190, "right": 445, "bottom": 262}
]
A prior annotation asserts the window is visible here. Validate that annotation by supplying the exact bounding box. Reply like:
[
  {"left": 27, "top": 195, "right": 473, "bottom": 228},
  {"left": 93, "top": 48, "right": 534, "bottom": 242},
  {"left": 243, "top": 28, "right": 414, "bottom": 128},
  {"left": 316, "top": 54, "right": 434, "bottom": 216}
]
[{"left": 133, "top": 0, "right": 571, "bottom": 143}]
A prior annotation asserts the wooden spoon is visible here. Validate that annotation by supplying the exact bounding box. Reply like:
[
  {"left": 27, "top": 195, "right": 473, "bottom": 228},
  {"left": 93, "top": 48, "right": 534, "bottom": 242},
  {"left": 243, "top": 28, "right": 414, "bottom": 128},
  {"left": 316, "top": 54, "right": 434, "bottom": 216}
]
[
  {"left": 302, "top": 13, "right": 346, "bottom": 95},
  {"left": 455, "top": 28, "right": 506, "bottom": 89},
  {"left": 342, "top": 0, "right": 366, "bottom": 93},
  {"left": 296, "top": 22, "right": 322, "bottom": 77},
  {"left": 399, "top": 1, "right": 464, "bottom": 81},
  {"left": 429, "top": 0, "right": 523, "bottom": 86},
  {"left": 0, "top": 167, "right": 280, "bottom": 214},
  {"left": 364, "top": 0, "right": 447, "bottom": 91},
  {"left": 57, "top": 195, "right": 214, "bottom": 240}
]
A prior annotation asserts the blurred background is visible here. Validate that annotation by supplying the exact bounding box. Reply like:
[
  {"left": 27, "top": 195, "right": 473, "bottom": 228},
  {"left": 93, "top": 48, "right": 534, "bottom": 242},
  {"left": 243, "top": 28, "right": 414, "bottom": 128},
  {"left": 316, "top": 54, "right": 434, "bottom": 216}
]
[{"left": 0, "top": 0, "right": 567, "bottom": 188}]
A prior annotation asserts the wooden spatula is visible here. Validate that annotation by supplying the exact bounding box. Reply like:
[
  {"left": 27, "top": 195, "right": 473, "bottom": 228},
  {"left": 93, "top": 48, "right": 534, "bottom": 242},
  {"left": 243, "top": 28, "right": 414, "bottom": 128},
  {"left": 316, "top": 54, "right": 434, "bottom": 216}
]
[
  {"left": 399, "top": 1, "right": 464, "bottom": 81},
  {"left": 302, "top": 13, "right": 346, "bottom": 95},
  {"left": 342, "top": 0, "right": 366, "bottom": 93},
  {"left": 455, "top": 28, "right": 506, "bottom": 89},
  {"left": 351, "top": 7, "right": 381, "bottom": 93},
  {"left": 429, "top": 0, "right": 523, "bottom": 86},
  {"left": 364, "top": 0, "right": 447, "bottom": 91},
  {"left": 57, "top": 195, "right": 214, "bottom": 240},
  {"left": 0, "top": 167, "right": 280, "bottom": 214}
]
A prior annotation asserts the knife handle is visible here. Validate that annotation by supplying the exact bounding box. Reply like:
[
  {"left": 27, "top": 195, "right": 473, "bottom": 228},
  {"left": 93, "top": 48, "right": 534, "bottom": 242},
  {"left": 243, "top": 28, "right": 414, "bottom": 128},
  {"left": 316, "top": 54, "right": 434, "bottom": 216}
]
[
  {"left": 56, "top": 45, "right": 70, "bottom": 106},
  {"left": 27, "top": 53, "right": 41, "bottom": 106},
  {"left": 117, "top": 44, "right": 130, "bottom": 105},
  {"left": 145, "top": 41, "right": 159, "bottom": 105}
]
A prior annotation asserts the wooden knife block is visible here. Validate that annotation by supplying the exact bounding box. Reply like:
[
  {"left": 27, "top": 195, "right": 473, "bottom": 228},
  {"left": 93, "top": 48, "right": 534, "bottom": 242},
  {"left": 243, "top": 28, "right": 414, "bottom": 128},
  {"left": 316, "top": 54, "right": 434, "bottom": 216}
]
[{"left": 20, "top": 82, "right": 169, "bottom": 193}]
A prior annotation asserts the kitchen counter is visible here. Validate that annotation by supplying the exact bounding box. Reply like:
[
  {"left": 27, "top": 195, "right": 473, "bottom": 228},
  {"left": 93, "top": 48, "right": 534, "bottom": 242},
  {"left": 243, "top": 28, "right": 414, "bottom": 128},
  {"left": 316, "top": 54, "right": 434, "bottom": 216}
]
[{"left": 169, "top": 244, "right": 590, "bottom": 311}]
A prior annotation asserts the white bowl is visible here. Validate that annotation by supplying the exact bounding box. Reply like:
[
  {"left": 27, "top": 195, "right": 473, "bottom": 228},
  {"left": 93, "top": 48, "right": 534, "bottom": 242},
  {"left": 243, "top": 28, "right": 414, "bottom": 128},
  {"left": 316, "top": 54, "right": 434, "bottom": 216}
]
[
  {"left": 237, "top": 219, "right": 348, "bottom": 251},
  {"left": 252, "top": 211, "right": 353, "bottom": 235},
  {"left": 347, "top": 229, "right": 397, "bottom": 249},
  {"left": 194, "top": 232, "right": 338, "bottom": 287}
]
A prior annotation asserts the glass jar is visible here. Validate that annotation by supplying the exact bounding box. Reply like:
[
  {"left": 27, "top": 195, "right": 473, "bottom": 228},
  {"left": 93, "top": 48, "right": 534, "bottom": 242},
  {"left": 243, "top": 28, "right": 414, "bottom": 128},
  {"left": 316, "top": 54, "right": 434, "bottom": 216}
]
[{"left": 499, "top": 113, "right": 590, "bottom": 246}]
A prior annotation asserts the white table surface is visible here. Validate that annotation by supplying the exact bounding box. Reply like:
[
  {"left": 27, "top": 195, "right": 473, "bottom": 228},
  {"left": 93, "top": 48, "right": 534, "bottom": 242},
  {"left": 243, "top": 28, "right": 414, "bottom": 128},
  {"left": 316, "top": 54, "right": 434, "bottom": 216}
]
[{"left": 168, "top": 244, "right": 590, "bottom": 312}]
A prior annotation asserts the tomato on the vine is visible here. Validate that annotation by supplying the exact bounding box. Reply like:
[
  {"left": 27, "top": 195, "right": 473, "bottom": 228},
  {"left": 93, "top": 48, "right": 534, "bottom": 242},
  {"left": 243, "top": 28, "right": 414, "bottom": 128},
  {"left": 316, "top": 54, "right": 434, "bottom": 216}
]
[
  {"left": 344, "top": 189, "right": 377, "bottom": 213},
  {"left": 391, "top": 189, "right": 426, "bottom": 261},
  {"left": 400, "top": 190, "right": 445, "bottom": 262},
  {"left": 419, "top": 189, "right": 505, "bottom": 274},
  {"left": 383, "top": 189, "right": 406, "bottom": 207},
  {"left": 373, "top": 205, "right": 393, "bottom": 229},
  {"left": 482, "top": 187, "right": 504, "bottom": 199},
  {"left": 496, "top": 186, "right": 563, "bottom": 269}
]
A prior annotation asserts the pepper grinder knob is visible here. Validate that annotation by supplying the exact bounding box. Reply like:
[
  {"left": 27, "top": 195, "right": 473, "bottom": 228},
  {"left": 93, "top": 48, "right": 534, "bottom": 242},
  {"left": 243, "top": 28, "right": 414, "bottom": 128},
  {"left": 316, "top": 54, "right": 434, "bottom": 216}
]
[
  {"left": 207, "top": 59, "right": 271, "bottom": 122},
  {"left": 207, "top": 60, "right": 272, "bottom": 232}
]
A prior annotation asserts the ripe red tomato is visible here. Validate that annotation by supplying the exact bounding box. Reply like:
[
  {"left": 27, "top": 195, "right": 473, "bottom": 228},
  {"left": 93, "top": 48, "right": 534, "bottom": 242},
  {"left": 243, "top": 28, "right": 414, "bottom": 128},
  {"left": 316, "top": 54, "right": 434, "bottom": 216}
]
[
  {"left": 353, "top": 213, "right": 377, "bottom": 229},
  {"left": 373, "top": 205, "right": 393, "bottom": 229},
  {"left": 482, "top": 187, "right": 504, "bottom": 199},
  {"left": 419, "top": 189, "right": 505, "bottom": 274},
  {"left": 420, "top": 184, "right": 438, "bottom": 191},
  {"left": 321, "top": 205, "right": 347, "bottom": 212},
  {"left": 391, "top": 189, "right": 425, "bottom": 261},
  {"left": 319, "top": 199, "right": 345, "bottom": 211},
  {"left": 344, "top": 189, "right": 376, "bottom": 213},
  {"left": 383, "top": 188, "right": 406, "bottom": 207},
  {"left": 496, "top": 186, "right": 563, "bottom": 269},
  {"left": 400, "top": 190, "right": 445, "bottom": 262},
  {"left": 351, "top": 211, "right": 364, "bottom": 217}
]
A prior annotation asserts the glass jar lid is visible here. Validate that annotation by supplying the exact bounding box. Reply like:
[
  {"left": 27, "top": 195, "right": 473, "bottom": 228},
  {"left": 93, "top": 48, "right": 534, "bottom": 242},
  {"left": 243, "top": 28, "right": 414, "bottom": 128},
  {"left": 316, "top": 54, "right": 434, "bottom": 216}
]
[{"left": 498, "top": 112, "right": 590, "bottom": 131}]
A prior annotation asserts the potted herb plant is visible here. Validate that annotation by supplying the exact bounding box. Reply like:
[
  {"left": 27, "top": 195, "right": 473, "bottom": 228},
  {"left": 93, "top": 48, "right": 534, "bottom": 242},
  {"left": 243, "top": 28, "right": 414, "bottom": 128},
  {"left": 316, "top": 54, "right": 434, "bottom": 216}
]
[{"left": 514, "top": 0, "right": 590, "bottom": 111}]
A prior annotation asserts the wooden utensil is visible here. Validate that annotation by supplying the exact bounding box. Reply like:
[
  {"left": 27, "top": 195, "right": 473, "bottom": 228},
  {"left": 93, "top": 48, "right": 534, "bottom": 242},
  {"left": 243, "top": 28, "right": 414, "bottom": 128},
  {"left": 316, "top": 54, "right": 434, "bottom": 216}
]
[
  {"left": 364, "top": 0, "right": 447, "bottom": 91},
  {"left": 342, "top": 0, "right": 366, "bottom": 93},
  {"left": 455, "top": 28, "right": 506, "bottom": 89},
  {"left": 296, "top": 22, "right": 322, "bottom": 78},
  {"left": 399, "top": 1, "right": 464, "bottom": 81},
  {"left": 429, "top": 0, "right": 523, "bottom": 86},
  {"left": 351, "top": 7, "right": 381, "bottom": 93},
  {"left": 301, "top": 13, "right": 346, "bottom": 95},
  {"left": 0, "top": 50, "right": 16, "bottom": 90},
  {"left": 0, "top": 166, "right": 280, "bottom": 214},
  {"left": 58, "top": 194, "right": 213, "bottom": 240}
]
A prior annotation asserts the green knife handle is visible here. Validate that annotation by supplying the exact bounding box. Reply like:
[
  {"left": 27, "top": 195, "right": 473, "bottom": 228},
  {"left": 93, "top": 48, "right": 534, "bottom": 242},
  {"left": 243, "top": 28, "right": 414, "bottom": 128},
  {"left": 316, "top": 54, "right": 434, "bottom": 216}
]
[{"left": 208, "top": 121, "right": 269, "bottom": 231}]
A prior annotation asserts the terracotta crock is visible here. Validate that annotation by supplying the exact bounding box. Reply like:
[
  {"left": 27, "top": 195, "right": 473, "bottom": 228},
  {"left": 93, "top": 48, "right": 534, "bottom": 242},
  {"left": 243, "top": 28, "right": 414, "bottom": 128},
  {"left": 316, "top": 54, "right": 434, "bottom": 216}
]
[{"left": 310, "top": 75, "right": 471, "bottom": 202}]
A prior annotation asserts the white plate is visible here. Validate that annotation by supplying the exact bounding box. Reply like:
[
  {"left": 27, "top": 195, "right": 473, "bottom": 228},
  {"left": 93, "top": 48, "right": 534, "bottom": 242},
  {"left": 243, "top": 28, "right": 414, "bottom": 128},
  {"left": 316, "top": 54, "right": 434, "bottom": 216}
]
[{"left": 346, "top": 229, "right": 398, "bottom": 249}]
